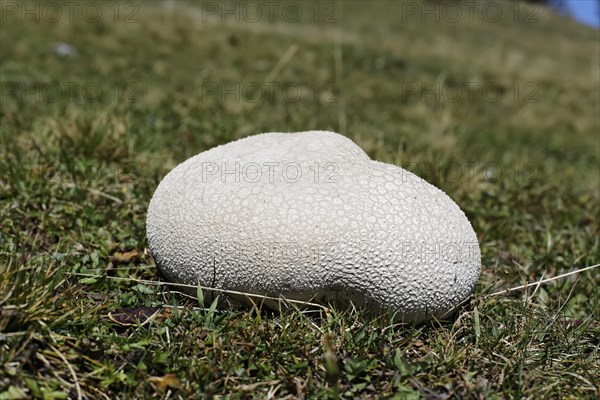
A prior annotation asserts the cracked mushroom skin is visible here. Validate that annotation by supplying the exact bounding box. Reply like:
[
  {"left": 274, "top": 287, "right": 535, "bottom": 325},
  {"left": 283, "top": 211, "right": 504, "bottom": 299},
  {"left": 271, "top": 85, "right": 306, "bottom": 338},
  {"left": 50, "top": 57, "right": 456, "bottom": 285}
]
[{"left": 146, "top": 131, "right": 481, "bottom": 323}]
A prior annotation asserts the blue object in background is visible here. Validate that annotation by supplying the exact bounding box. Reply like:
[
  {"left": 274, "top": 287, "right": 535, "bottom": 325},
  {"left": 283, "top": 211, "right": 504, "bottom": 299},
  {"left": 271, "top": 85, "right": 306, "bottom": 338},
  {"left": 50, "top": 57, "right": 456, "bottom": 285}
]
[{"left": 554, "top": 0, "right": 600, "bottom": 28}]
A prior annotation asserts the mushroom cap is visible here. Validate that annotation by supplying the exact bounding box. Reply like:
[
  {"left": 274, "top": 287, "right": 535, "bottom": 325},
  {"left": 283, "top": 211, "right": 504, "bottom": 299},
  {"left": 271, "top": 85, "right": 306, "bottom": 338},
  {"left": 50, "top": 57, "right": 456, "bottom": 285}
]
[{"left": 147, "top": 131, "right": 481, "bottom": 322}]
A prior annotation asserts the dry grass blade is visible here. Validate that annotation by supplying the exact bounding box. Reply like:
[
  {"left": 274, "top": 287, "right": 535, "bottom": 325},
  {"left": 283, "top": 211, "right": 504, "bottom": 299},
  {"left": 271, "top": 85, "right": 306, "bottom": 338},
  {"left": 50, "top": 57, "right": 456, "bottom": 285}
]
[
  {"left": 108, "top": 306, "right": 162, "bottom": 327},
  {"left": 486, "top": 264, "right": 600, "bottom": 297},
  {"left": 264, "top": 44, "right": 298, "bottom": 83},
  {"left": 48, "top": 344, "right": 82, "bottom": 400},
  {"left": 73, "top": 273, "right": 331, "bottom": 312}
]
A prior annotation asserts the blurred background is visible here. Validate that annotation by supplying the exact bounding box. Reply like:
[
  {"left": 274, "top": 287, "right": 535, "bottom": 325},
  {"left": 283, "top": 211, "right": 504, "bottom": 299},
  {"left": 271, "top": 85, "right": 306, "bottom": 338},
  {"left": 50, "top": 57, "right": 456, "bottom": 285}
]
[{"left": 540, "top": 0, "right": 599, "bottom": 27}]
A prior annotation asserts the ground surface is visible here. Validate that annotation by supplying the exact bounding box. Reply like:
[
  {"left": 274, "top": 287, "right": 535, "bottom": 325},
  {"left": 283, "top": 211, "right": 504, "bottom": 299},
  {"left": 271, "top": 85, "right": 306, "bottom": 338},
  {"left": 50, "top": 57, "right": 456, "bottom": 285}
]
[{"left": 1, "top": 1, "right": 599, "bottom": 399}]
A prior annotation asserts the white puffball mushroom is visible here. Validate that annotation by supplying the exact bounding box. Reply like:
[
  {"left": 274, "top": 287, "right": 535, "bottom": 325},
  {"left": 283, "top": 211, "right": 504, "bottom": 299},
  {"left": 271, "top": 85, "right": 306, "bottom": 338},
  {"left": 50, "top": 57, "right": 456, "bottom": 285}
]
[{"left": 146, "top": 131, "right": 481, "bottom": 323}]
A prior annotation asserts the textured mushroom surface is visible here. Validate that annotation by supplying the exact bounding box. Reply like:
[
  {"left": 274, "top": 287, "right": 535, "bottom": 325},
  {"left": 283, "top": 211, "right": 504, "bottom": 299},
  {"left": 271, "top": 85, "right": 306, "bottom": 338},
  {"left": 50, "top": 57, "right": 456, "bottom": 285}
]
[{"left": 147, "top": 131, "right": 481, "bottom": 322}]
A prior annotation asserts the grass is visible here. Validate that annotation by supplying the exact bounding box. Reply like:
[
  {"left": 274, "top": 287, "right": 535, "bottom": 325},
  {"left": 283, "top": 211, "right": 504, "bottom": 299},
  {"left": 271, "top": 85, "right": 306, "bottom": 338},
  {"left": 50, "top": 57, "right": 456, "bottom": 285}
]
[{"left": 1, "top": 0, "right": 599, "bottom": 398}]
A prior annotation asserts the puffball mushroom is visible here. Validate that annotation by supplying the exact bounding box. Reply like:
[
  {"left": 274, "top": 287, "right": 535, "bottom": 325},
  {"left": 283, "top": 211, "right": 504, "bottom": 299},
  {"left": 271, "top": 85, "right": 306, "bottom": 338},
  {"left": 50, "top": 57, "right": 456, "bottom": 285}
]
[{"left": 146, "top": 131, "right": 481, "bottom": 322}]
